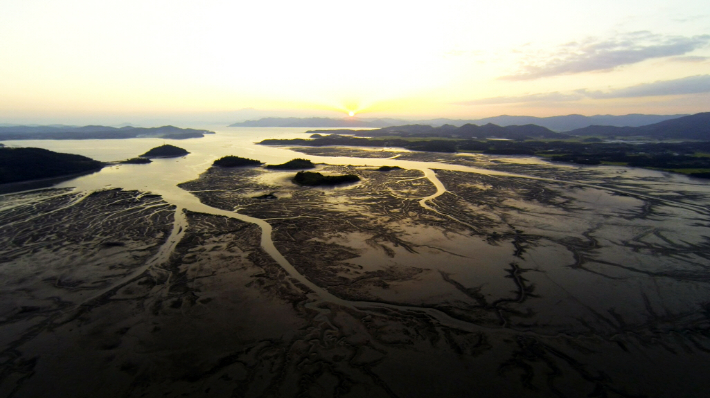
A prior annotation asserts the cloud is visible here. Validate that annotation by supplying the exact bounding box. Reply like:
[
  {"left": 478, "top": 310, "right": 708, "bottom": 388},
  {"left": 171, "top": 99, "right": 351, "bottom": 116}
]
[
  {"left": 456, "top": 75, "right": 710, "bottom": 105},
  {"left": 581, "top": 75, "right": 710, "bottom": 98},
  {"left": 500, "top": 32, "right": 710, "bottom": 81},
  {"left": 671, "top": 55, "right": 709, "bottom": 62},
  {"left": 454, "top": 92, "right": 583, "bottom": 105}
]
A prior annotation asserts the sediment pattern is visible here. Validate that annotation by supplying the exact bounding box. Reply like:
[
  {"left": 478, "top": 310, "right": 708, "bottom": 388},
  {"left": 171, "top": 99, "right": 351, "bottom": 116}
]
[{"left": 2, "top": 152, "right": 710, "bottom": 397}]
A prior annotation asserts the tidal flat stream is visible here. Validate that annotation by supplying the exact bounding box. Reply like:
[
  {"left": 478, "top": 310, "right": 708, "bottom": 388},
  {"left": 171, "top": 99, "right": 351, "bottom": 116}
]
[{"left": 2, "top": 126, "right": 710, "bottom": 398}]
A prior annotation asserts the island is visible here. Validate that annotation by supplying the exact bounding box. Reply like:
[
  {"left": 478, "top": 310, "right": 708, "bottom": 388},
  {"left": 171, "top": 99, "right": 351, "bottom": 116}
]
[
  {"left": 377, "top": 165, "right": 402, "bottom": 171},
  {"left": 139, "top": 144, "right": 189, "bottom": 158},
  {"left": 0, "top": 125, "right": 215, "bottom": 140},
  {"left": 293, "top": 171, "right": 360, "bottom": 186},
  {"left": 212, "top": 155, "right": 262, "bottom": 167},
  {"left": 0, "top": 147, "right": 104, "bottom": 184},
  {"left": 119, "top": 157, "right": 152, "bottom": 164},
  {"left": 265, "top": 158, "right": 315, "bottom": 169}
]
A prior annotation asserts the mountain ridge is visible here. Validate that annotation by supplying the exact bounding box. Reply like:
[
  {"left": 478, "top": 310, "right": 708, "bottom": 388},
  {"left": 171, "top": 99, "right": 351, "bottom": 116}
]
[
  {"left": 568, "top": 112, "right": 710, "bottom": 139},
  {"left": 230, "top": 114, "right": 688, "bottom": 131}
]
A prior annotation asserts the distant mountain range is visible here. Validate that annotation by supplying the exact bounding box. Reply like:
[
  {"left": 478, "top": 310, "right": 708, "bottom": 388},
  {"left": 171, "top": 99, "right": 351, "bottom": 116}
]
[
  {"left": 230, "top": 114, "right": 688, "bottom": 131},
  {"left": 307, "top": 112, "right": 710, "bottom": 141},
  {"left": 568, "top": 112, "right": 710, "bottom": 140},
  {"left": 0, "top": 125, "right": 215, "bottom": 140}
]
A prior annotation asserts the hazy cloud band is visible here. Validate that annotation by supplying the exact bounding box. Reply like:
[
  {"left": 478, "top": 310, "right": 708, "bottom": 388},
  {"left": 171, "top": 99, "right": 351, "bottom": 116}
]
[
  {"left": 501, "top": 32, "right": 710, "bottom": 81},
  {"left": 457, "top": 75, "right": 710, "bottom": 105}
]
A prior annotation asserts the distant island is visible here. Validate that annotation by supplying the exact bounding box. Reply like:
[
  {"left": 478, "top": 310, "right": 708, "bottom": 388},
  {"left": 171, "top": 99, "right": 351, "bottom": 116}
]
[
  {"left": 293, "top": 171, "right": 360, "bottom": 186},
  {"left": 119, "top": 158, "right": 152, "bottom": 164},
  {"left": 139, "top": 144, "right": 189, "bottom": 158},
  {"left": 230, "top": 117, "right": 397, "bottom": 128},
  {"left": 0, "top": 125, "right": 215, "bottom": 140},
  {"left": 265, "top": 158, "right": 315, "bottom": 170},
  {"left": 213, "top": 156, "right": 262, "bottom": 167},
  {"left": 0, "top": 147, "right": 104, "bottom": 184},
  {"left": 230, "top": 114, "right": 686, "bottom": 131}
]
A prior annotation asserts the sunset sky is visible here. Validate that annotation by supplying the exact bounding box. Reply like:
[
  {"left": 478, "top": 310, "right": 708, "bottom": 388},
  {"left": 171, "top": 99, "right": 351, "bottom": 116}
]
[{"left": 1, "top": 0, "right": 709, "bottom": 124}]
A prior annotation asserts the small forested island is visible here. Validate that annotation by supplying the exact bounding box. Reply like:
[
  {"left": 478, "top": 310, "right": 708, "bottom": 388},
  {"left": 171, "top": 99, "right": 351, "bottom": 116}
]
[
  {"left": 139, "top": 144, "right": 189, "bottom": 158},
  {"left": 293, "top": 171, "right": 360, "bottom": 186},
  {"left": 0, "top": 147, "right": 104, "bottom": 184},
  {"left": 0, "top": 125, "right": 214, "bottom": 140},
  {"left": 377, "top": 166, "right": 402, "bottom": 171},
  {"left": 213, "top": 156, "right": 262, "bottom": 167},
  {"left": 119, "top": 157, "right": 152, "bottom": 164},
  {"left": 265, "top": 158, "right": 315, "bottom": 169}
]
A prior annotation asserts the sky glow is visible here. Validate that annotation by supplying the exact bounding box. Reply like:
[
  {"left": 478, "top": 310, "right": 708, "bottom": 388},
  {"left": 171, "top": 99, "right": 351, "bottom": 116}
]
[{"left": 1, "top": 0, "right": 709, "bottom": 124}]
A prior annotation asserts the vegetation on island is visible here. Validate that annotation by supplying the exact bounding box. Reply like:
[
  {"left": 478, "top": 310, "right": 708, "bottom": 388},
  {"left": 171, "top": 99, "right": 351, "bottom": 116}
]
[
  {"left": 377, "top": 166, "right": 402, "bottom": 171},
  {"left": 213, "top": 155, "right": 262, "bottom": 167},
  {"left": 119, "top": 157, "right": 152, "bottom": 164},
  {"left": 139, "top": 144, "right": 189, "bottom": 158},
  {"left": 293, "top": 171, "right": 360, "bottom": 186},
  {"left": 0, "top": 147, "right": 104, "bottom": 184},
  {"left": 265, "top": 158, "right": 315, "bottom": 169}
]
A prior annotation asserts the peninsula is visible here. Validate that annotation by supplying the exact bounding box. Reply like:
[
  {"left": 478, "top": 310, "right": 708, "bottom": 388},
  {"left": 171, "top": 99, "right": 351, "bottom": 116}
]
[
  {"left": 0, "top": 125, "right": 215, "bottom": 140},
  {"left": 0, "top": 147, "right": 104, "bottom": 184}
]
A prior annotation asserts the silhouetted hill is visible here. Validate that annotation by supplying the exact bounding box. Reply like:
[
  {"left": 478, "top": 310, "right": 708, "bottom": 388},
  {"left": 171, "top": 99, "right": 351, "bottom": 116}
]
[
  {"left": 467, "top": 114, "right": 687, "bottom": 131},
  {"left": 0, "top": 147, "right": 104, "bottom": 184},
  {"left": 139, "top": 145, "right": 189, "bottom": 158},
  {"left": 568, "top": 112, "right": 710, "bottom": 139},
  {"left": 0, "top": 125, "right": 215, "bottom": 140}
]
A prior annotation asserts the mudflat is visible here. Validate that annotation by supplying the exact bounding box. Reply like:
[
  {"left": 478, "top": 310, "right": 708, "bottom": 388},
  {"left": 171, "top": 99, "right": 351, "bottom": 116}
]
[{"left": 1, "top": 149, "right": 710, "bottom": 397}]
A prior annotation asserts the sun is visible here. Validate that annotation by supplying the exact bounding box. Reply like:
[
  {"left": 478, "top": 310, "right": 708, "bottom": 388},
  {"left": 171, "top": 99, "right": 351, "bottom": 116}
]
[{"left": 348, "top": 111, "right": 355, "bottom": 117}]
